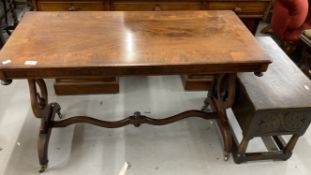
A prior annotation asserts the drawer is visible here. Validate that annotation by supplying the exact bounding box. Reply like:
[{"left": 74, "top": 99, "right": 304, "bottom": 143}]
[
  {"left": 206, "top": 1, "right": 270, "bottom": 17},
  {"left": 113, "top": 2, "right": 202, "bottom": 11},
  {"left": 38, "top": 1, "right": 105, "bottom": 11}
]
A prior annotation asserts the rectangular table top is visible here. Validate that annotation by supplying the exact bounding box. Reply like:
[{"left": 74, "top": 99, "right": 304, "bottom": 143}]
[{"left": 0, "top": 11, "right": 271, "bottom": 79}]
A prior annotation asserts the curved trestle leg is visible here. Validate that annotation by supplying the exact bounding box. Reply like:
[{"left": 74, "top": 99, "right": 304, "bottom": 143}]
[
  {"left": 38, "top": 103, "right": 60, "bottom": 173},
  {"left": 217, "top": 113, "right": 233, "bottom": 161},
  {"left": 27, "top": 74, "right": 237, "bottom": 171},
  {"left": 28, "top": 79, "right": 62, "bottom": 173},
  {"left": 205, "top": 73, "right": 237, "bottom": 161}
]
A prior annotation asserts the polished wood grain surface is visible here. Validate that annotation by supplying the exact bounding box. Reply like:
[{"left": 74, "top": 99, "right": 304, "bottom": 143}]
[
  {"left": 31, "top": 0, "right": 272, "bottom": 94},
  {"left": 0, "top": 11, "right": 271, "bottom": 79}
]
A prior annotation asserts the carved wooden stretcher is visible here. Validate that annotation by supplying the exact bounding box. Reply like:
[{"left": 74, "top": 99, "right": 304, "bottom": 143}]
[{"left": 0, "top": 11, "right": 271, "bottom": 172}]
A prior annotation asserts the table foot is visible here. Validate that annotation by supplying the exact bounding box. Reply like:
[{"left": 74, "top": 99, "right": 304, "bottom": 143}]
[
  {"left": 37, "top": 104, "right": 59, "bottom": 173},
  {"left": 224, "top": 152, "right": 230, "bottom": 161},
  {"left": 39, "top": 164, "right": 48, "bottom": 173},
  {"left": 216, "top": 117, "right": 233, "bottom": 159}
]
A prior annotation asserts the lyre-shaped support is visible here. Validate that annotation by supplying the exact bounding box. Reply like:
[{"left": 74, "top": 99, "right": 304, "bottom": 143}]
[
  {"left": 28, "top": 79, "right": 62, "bottom": 173},
  {"left": 27, "top": 74, "right": 238, "bottom": 172},
  {"left": 203, "top": 73, "right": 237, "bottom": 160},
  {"left": 28, "top": 79, "right": 48, "bottom": 118}
]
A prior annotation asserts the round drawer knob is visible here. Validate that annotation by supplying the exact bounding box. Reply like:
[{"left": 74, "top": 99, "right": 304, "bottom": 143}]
[
  {"left": 234, "top": 7, "right": 242, "bottom": 13},
  {"left": 154, "top": 4, "right": 161, "bottom": 11},
  {"left": 68, "top": 5, "right": 81, "bottom": 11}
]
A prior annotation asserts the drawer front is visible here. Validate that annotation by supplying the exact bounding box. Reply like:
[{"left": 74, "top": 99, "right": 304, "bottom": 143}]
[
  {"left": 206, "top": 2, "right": 269, "bottom": 17},
  {"left": 38, "top": 1, "right": 105, "bottom": 11},
  {"left": 113, "top": 2, "right": 202, "bottom": 11}
]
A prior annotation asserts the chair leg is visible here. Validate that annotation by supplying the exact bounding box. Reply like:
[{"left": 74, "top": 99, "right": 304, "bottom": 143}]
[
  {"left": 232, "top": 137, "right": 249, "bottom": 164},
  {"left": 232, "top": 135, "right": 300, "bottom": 163},
  {"left": 237, "top": 138, "right": 249, "bottom": 156},
  {"left": 283, "top": 135, "right": 299, "bottom": 160},
  {"left": 232, "top": 137, "right": 249, "bottom": 163}
]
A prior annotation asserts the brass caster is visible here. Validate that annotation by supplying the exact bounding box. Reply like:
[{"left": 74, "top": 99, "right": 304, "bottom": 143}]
[
  {"left": 39, "top": 165, "right": 47, "bottom": 173},
  {"left": 224, "top": 153, "right": 230, "bottom": 161}
]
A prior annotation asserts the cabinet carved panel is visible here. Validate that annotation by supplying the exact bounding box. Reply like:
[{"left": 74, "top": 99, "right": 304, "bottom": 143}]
[{"left": 255, "top": 111, "right": 311, "bottom": 136}]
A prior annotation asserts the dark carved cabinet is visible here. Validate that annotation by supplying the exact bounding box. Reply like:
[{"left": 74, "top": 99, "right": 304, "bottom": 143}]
[
  {"left": 31, "top": 0, "right": 272, "bottom": 94},
  {"left": 32, "top": 0, "right": 271, "bottom": 34}
]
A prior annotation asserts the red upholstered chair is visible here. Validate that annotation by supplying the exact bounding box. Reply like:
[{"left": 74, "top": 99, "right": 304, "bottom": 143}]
[{"left": 271, "top": 0, "right": 311, "bottom": 52}]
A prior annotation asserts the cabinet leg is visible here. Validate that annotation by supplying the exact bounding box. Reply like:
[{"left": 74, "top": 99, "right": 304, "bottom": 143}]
[
  {"left": 283, "top": 135, "right": 299, "bottom": 160},
  {"left": 237, "top": 138, "right": 249, "bottom": 158}
]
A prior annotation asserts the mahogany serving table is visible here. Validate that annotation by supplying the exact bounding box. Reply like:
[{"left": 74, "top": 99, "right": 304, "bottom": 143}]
[
  {"left": 0, "top": 11, "right": 271, "bottom": 172},
  {"left": 31, "top": 0, "right": 273, "bottom": 94}
]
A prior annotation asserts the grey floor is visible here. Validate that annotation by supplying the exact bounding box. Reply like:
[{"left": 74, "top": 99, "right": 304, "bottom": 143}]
[{"left": 1, "top": 76, "right": 311, "bottom": 175}]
